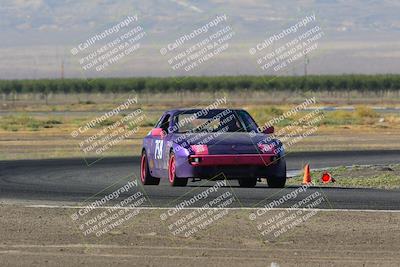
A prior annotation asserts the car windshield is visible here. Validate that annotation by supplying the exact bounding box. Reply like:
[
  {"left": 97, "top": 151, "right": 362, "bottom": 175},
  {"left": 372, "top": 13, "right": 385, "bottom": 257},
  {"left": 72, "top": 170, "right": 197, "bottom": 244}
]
[{"left": 173, "top": 109, "right": 258, "bottom": 133}]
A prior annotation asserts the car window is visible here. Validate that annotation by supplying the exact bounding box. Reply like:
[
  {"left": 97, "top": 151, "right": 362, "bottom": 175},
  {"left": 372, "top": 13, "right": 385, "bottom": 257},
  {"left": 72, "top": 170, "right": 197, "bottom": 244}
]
[
  {"left": 155, "top": 114, "right": 165, "bottom": 128},
  {"left": 174, "top": 110, "right": 250, "bottom": 133},
  {"left": 159, "top": 114, "right": 171, "bottom": 132},
  {"left": 237, "top": 110, "right": 259, "bottom": 131}
]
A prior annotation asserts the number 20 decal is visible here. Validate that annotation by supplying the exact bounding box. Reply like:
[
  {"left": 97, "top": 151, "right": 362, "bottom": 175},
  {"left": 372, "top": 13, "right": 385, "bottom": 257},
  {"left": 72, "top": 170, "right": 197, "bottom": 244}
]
[{"left": 155, "top": 140, "right": 163, "bottom": 159}]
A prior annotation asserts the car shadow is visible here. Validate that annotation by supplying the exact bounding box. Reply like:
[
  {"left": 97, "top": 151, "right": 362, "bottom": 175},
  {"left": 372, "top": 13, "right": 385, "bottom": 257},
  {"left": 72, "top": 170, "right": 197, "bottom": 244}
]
[{"left": 187, "top": 184, "right": 390, "bottom": 191}]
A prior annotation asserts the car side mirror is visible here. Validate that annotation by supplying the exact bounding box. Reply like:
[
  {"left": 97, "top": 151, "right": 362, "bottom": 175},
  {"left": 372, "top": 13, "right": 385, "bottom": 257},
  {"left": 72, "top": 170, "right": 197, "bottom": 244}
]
[
  {"left": 151, "top": 128, "right": 165, "bottom": 137},
  {"left": 263, "top": 126, "right": 274, "bottom": 134}
]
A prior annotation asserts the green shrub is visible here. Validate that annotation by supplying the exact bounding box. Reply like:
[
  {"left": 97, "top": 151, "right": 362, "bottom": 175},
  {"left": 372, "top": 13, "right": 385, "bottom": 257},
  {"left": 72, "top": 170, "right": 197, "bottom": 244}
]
[
  {"left": 1, "top": 75, "right": 399, "bottom": 94},
  {"left": 0, "top": 115, "right": 63, "bottom": 131}
]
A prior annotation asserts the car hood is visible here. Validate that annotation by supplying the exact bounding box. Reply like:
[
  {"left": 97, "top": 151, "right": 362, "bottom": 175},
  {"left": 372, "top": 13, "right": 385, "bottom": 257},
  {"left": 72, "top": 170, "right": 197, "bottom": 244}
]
[
  {"left": 175, "top": 132, "right": 264, "bottom": 145},
  {"left": 172, "top": 132, "right": 281, "bottom": 155}
]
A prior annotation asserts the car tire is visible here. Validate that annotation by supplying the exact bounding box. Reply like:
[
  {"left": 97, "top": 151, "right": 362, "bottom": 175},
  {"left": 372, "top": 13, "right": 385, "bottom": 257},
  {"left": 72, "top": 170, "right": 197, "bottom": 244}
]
[
  {"left": 168, "top": 152, "right": 188, "bottom": 187},
  {"left": 140, "top": 151, "right": 160, "bottom": 185},
  {"left": 238, "top": 177, "right": 257, "bottom": 188},
  {"left": 266, "top": 176, "right": 286, "bottom": 188},
  {"left": 266, "top": 157, "right": 287, "bottom": 188}
]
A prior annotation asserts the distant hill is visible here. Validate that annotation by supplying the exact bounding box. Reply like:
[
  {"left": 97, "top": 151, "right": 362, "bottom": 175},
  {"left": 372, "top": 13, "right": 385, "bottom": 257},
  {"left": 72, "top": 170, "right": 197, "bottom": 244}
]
[{"left": 0, "top": 0, "right": 399, "bottom": 78}]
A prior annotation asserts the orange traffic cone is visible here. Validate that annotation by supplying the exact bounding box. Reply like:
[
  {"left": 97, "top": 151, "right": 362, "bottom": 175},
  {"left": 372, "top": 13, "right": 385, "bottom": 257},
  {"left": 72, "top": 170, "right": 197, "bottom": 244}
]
[
  {"left": 321, "top": 171, "right": 335, "bottom": 183},
  {"left": 302, "top": 164, "right": 312, "bottom": 185}
]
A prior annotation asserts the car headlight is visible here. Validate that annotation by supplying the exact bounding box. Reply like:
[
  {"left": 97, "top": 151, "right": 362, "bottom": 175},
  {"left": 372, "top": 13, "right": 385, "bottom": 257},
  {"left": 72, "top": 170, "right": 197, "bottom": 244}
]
[
  {"left": 190, "top": 145, "right": 209, "bottom": 155},
  {"left": 257, "top": 143, "right": 275, "bottom": 153}
]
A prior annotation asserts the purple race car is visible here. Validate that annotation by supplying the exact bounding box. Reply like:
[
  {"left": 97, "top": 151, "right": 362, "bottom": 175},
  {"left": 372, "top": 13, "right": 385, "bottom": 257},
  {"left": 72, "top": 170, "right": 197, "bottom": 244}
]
[{"left": 140, "top": 108, "right": 286, "bottom": 188}]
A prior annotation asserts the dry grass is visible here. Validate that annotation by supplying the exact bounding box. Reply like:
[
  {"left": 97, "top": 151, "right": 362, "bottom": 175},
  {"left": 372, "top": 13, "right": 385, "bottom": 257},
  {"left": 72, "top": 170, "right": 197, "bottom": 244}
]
[
  {"left": 0, "top": 125, "right": 399, "bottom": 160},
  {"left": 288, "top": 164, "right": 400, "bottom": 189},
  {"left": 0, "top": 96, "right": 399, "bottom": 160}
]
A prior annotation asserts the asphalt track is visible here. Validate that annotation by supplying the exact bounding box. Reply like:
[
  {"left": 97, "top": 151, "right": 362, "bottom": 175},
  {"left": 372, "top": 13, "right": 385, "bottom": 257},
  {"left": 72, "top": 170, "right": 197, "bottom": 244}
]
[{"left": 0, "top": 150, "right": 399, "bottom": 210}]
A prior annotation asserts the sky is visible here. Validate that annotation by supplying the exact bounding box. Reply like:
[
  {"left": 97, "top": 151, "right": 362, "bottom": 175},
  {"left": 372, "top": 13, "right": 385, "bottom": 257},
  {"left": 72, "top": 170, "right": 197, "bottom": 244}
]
[{"left": 0, "top": 0, "right": 399, "bottom": 79}]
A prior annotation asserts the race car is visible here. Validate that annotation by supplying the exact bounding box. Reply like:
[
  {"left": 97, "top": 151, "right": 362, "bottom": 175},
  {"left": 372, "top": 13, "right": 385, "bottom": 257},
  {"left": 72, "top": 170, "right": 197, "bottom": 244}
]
[{"left": 140, "top": 108, "right": 286, "bottom": 188}]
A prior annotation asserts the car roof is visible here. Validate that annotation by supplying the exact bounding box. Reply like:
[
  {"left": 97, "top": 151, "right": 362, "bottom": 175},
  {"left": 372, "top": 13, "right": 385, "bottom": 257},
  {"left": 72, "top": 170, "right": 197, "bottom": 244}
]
[{"left": 165, "top": 108, "right": 245, "bottom": 115}]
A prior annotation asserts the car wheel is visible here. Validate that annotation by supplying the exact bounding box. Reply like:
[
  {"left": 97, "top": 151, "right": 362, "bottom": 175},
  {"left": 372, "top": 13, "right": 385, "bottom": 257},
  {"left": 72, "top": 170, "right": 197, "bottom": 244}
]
[
  {"left": 168, "top": 152, "right": 188, "bottom": 187},
  {"left": 140, "top": 151, "right": 160, "bottom": 185},
  {"left": 266, "top": 176, "right": 286, "bottom": 188},
  {"left": 238, "top": 177, "right": 257, "bottom": 188}
]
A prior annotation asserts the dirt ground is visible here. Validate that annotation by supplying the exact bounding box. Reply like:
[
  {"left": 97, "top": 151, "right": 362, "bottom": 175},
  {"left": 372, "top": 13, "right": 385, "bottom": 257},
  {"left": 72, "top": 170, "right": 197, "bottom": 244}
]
[{"left": 0, "top": 205, "right": 399, "bottom": 266}]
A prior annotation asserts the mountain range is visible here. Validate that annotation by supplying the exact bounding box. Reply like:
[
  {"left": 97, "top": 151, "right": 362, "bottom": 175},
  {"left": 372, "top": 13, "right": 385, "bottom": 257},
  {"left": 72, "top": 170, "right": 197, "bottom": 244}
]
[{"left": 0, "top": 0, "right": 399, "bottom": 78}]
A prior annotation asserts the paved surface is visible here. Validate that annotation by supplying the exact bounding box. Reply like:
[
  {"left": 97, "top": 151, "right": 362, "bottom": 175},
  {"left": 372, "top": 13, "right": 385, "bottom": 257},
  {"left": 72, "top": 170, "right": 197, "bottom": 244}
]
[{"left": 0, "top": 150, "right": 399, "bottom": 209}]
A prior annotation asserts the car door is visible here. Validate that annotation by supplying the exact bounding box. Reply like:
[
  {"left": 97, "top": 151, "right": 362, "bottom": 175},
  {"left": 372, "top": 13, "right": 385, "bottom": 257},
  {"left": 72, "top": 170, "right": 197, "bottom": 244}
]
[
  {"left": 153, "top": 113, "right": 171, "bottom": 173},
  {"left": 144, "top": 113, "right": 165, "bottom": 177}
]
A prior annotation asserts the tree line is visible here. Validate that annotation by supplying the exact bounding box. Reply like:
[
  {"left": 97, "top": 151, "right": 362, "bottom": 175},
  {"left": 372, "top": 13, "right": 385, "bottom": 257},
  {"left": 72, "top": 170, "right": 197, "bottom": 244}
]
[{"left": 0, "top": 75, "right": 399, "bottom": 95}]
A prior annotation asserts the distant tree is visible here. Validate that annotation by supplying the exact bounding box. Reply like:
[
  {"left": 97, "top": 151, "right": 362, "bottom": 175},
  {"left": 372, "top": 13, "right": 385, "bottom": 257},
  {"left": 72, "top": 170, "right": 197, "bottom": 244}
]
[
  {"left": 10, "top": 80, "right": 22, "bottom": 105},
  {"left": 1, "top": 81, "right": 12, "bottom": 100}
]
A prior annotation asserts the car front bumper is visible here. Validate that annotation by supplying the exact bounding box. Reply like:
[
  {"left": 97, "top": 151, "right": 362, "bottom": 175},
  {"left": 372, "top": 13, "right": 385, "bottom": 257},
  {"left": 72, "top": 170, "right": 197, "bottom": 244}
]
[
  {"left": 175, "top": 153, "right": 283, "bottom": 179},
  {"left": 188, "top": 154, "right": 276, "bottom": 166}
]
